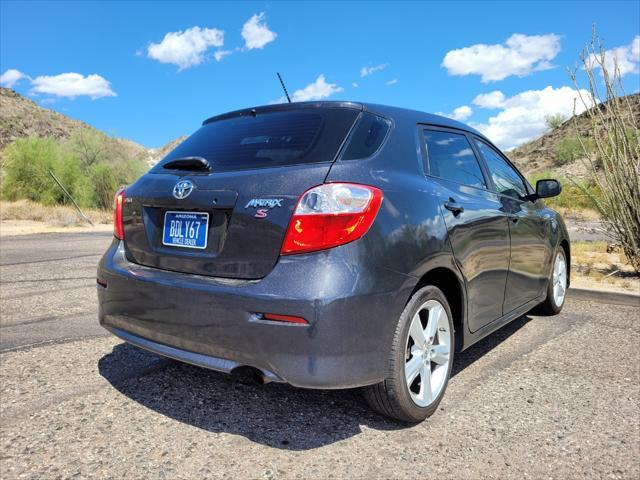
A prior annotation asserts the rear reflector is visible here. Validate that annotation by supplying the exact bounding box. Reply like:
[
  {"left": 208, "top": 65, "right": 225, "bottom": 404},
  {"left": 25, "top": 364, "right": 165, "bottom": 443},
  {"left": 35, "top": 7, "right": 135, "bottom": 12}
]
[
  {"left": 113, "top": 188, "right": 125, "bottom": 240},
  {"left": 262, "top": 313, "right": 308, "bottom": 325},
  {"left": 281, "top": 183, "right": 383, "bottom": 255}
]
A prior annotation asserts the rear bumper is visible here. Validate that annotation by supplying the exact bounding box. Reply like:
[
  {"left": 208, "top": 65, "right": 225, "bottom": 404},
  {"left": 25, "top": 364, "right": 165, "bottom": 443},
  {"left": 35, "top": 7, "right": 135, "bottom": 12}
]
[{"left": 97, "top": 240, "right": 414, "bottom": 389}]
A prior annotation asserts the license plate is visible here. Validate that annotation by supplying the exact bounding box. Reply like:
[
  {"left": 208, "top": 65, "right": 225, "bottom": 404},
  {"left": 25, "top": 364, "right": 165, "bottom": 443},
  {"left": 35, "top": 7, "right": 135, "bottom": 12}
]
[{"left": 162, "top": 211, "right": 209, "bottom": 249}]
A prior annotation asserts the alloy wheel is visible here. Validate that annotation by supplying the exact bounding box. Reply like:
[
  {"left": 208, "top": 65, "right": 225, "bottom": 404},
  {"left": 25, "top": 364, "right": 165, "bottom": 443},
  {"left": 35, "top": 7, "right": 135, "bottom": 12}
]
[
  {"left": 404, "top": 299, "right": 451, "bottom": 407},
  {"left": 552, "top": 251, "right": 567, "bottom": 307}
]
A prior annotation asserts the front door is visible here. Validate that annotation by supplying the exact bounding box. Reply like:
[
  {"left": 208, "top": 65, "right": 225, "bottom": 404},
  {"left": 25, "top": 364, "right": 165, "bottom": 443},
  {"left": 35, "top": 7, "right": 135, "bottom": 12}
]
[{"left": 473, "top": 139, "right": 551, "bottom": 313}]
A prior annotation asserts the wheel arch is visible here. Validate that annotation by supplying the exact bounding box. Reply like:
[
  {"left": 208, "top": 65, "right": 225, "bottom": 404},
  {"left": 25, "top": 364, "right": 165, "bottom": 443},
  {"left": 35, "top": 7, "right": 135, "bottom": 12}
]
[{"left": 410, "top": 267, "right": 466, "bottom": 352}]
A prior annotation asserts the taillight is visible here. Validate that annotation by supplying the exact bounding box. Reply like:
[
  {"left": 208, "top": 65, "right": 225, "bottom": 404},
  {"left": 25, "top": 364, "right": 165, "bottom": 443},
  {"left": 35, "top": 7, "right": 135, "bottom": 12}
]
[
  {"left": 113, "top": 188, "right": 125, "bottom": 240},
  {"left": 281, "top": 183, "right": 383, "bottom": 255}
]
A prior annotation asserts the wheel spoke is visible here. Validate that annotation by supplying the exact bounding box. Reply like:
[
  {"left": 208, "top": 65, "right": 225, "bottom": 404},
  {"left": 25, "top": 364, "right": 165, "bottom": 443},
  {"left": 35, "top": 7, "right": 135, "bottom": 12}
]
[
  {"left": 426, "top": 305, "right": 441, "bottom": 341},
  {"left": 431, "top": 344, "right": 450, "bottom": 365},
  {"left": 405, "top": 355, "right": 422, "bottom": 386},
  {"left": 408, "top": 314, "right": 427, "bottom": 349},
  {"left": 557, "top": 282, "right": 565, "bottom": 297},
  {"left": 420, "top": 362, "right": 433, "bottom": 404}
]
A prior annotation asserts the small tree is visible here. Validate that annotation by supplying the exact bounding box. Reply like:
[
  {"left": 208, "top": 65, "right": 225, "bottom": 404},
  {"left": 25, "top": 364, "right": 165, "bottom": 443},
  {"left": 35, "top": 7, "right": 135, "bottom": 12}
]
[
  {"left": 569, "top": 28, "right": 640, "bottom": 273},
  {"left": 545, "top": 113, "right": 567, "bottom": 130}
]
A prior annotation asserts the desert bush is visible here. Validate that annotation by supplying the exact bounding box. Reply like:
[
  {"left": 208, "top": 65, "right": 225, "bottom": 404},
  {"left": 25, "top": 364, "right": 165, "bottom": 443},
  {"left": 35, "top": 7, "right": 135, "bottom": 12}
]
[
  {"left": 569, "top": 28, "right": 640, "bottom": 273},
  {"left": 554, "top": 137, "right": 583, "bottom": 165},
  {"left": 1, "top": 130, "right": 146, "bottom": 211},
  {"left": 1, "top": 138, "right": 74, "bottom": 205},
  {"left": 545, "top": 113, "right": 567, "bottom": 130}
]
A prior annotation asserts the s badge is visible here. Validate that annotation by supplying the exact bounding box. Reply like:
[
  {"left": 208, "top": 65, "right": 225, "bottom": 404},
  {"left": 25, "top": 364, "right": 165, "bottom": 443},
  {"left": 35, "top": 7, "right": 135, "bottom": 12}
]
[{"left": 245, "top": 198, "right": 284, "bottom": 219}]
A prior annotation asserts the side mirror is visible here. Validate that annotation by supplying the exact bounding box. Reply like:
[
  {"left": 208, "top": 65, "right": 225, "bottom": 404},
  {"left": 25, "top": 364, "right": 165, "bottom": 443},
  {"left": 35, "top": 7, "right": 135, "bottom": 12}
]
[{"left": 535, "top": 179, "right": 562, "bottom": 199}]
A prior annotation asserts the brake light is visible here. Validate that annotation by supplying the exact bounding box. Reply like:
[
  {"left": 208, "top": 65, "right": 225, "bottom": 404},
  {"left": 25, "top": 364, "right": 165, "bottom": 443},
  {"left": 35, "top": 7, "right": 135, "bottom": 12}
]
[
  {"left": 113, "top": 188, "right": 125, "bottom": 240},
  {"left": 281, "top": 183, "right": 383, "bottom": 255}
]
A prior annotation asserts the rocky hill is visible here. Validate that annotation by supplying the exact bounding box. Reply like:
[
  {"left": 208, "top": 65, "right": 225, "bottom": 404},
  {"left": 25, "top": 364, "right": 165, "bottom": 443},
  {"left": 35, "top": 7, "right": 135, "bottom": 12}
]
[
  {"left": 509, "top": 93, "right": 640, "bottom": 176},
  {"left": 0, "top": 87, "right": 183, "bottom": 165},
  {"left": 147, "top": 135, "right": 188, "bottom": 165}
]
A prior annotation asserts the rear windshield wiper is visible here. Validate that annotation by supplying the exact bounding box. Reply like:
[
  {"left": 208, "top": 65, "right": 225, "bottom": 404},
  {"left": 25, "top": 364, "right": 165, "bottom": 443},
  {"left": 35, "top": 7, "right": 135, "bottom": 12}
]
[{"left": 163, "top": 156, "right": 211, "bottom": 172}]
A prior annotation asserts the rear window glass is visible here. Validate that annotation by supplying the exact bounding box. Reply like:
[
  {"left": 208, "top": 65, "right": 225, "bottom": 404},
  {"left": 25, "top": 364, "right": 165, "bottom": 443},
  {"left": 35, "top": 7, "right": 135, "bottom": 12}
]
[
  {"left": 341, "top": 113, "right": 391, "bottom": 160},
  {"left": 154, "top": 109, "right": 359, "bottom": 172},
  {"left": 424, "top": 130, "right": 486, "bottom": 188}
]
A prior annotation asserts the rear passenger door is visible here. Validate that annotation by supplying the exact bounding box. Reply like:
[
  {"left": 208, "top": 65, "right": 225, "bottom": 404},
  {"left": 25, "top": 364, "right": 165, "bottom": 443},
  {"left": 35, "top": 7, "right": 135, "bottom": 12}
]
[
  {"left": 422, "top": 128, "right": 511, "bottom": 333},
  {"left": 473, "top": 139, "right": 551, "bottom": 312}
]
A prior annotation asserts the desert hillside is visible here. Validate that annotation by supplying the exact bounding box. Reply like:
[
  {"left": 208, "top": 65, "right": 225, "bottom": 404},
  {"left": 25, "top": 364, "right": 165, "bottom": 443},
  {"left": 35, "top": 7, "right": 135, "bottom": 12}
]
[
  {"left": 509, "top": 92, "right": 640, "bottom": 176},
  {"left": 0, "top": 87, "right": 182, "bottom": 164}
]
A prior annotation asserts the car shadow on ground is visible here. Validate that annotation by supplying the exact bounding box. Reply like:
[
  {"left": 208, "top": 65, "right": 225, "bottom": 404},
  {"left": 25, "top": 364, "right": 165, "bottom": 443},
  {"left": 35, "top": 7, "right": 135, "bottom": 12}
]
[{"left": 98, "top": 315, "right": 531, "bottom": 450}]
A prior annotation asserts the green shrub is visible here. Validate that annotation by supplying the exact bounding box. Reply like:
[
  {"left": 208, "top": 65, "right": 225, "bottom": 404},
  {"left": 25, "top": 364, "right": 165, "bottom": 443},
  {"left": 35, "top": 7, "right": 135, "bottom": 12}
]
[
  {"left": 2, "top": 138, "right": 62, "bottom": 205},
  {"left": 545, "top": 113, "right": 566, "bottom": 130},
  {"left": 554, "top": 137, "right": 583, "bottom": 166},
  {"left": 1, "top": 132, "right": 146, "bottom": 209}
]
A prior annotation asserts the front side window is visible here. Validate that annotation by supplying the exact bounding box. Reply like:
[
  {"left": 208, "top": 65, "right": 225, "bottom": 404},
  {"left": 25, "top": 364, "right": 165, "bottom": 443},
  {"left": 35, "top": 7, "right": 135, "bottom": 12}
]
[
  {"left": 423, "top": 130, "right": 486, "bottom": 188},
  {"left": 474, "top": 140, "right": 528, "bottom": 199}
]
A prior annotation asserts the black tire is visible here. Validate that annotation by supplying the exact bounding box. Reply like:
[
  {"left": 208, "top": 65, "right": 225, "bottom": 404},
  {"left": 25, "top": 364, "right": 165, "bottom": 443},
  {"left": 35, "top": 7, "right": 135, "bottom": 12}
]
[
  {"left": 363, "top": 285, "right": 455, "bottom": 423},
  {"left": 534, "top": 247, "right": 568, "bottom": 316}
]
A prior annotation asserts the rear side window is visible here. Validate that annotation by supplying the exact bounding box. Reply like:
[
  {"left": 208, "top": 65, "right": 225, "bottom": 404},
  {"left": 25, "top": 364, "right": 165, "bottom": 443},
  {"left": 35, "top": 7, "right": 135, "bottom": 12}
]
[
  {"left": 154, "top": 108, "right": 360, "bottom": 172},
  {"left": 423, "top": 130, "right": 486, "bottom": 188},
  {"left": 341, "top": 113, "right": 391, "bottom": 160}
]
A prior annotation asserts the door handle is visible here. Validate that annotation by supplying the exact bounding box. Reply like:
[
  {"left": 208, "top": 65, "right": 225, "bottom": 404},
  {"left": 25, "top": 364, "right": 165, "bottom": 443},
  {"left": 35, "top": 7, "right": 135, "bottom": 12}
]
[
  {"left": 509, "top": 214, "right": 519, "bottom": 224},
  {"left": 444, "top": 201, "right": 464, "bottom": 215}
]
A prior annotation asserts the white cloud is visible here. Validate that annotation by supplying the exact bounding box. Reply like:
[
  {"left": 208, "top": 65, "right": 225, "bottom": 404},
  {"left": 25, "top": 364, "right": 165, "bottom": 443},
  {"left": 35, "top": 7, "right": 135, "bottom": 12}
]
[
  {"left": 273, "top": 74, "right": 343, "bottom": 103},
  {"left": 472, "top": 90, "right": 506, "bottom": 109},
  {"left": 437, "top": 105, "right": 473, "bottom": 121},
  {"left": 442, "top": 33, "right": 561, "bottom": 82},
  {"left": 30, "top": 73, "right": 116, "bottom": 99},
  {"left": 451, "top": 105, "right": 472, "bottom": 121},
  {"left": 291, "top": 74, "right": 343, "bottom": 101},
  {"left": 147, "top": 26, "right": 224, "bottom": 70},
  {"left": 241, "top": 13, "right": 277, "bottom": 50},
  {"left": 214, "top": 50, "right": 232, "bottom": 62},
  {"left": 0, "top": 69, "right": 27, "bottom": 88},
  {"left": 360, "top": 63, "right": 389, "bottom": 77},
  {"left": 470, "top": 86, "right": 593, "bottom": 150},
  {"left": 352, "top": 82, "right": 359, "bottom": 88},
  {"left": 386, "top": 78, "right": 399, "bottom": 86},
  {"left": 588, "top": 36, "right": 640, "bottom": 77}
]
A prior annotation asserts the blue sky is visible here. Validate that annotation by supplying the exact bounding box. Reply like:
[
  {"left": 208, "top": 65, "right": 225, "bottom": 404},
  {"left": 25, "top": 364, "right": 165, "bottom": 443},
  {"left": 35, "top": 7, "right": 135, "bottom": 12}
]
[{"left": 1, "top": 1, "right": 639, "bottom": 149}]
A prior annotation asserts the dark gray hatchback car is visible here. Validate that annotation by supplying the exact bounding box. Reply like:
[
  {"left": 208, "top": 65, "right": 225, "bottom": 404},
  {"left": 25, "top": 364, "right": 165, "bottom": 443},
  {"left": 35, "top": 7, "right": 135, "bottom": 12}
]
[{"left": 98, "top": 101, "right": 570, "bottom": 422}]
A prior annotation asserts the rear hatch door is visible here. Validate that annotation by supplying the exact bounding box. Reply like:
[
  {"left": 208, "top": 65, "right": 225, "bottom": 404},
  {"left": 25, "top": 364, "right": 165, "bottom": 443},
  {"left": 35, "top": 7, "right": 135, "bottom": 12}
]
[{"left": 122, "top": 104, "right": 361, "bottom": 279}]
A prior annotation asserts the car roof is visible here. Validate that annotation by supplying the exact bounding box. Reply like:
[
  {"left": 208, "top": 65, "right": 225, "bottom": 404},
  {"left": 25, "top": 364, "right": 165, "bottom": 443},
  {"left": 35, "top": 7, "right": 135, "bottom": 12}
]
[{"left": 202, "top": 100, "right": 488, "bottom": 142}]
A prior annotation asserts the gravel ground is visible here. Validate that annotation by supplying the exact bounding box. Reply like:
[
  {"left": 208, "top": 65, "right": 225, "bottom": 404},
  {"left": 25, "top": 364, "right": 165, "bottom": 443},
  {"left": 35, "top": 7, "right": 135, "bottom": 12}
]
[{"left": 0, "top": 232, "right": 639, "bottom": 479}]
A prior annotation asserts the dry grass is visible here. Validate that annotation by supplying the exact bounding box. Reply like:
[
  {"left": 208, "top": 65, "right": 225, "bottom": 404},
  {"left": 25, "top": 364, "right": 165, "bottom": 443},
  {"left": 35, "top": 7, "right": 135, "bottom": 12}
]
[
  {"left": 553, "top": 206, "right": 600, "bottom": 222},
  {"left": 0, "top": 200, "right": 111, "bottom": 226},
  {"left": 571, "top": 240, "right": 639, "bottom": 292}
]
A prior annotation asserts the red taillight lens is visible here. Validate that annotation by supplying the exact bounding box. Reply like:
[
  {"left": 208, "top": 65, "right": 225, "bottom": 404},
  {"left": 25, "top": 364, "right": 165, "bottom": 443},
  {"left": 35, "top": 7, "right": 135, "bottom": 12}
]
[
  {"left": 113, "top": 188, "right": 125, "bottom": 240},
  {"left": 262, "top": 313, "right": 308, "bottom": 324},
  {"left": 281, "top": 183, "right": 383, "bottom": 255}
]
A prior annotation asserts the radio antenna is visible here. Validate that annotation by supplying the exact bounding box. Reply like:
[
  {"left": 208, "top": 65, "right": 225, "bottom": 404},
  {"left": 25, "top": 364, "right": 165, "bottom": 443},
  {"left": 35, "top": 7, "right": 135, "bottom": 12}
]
[{"left": 277, "top": 72, "right": 292, "bottom": 103}]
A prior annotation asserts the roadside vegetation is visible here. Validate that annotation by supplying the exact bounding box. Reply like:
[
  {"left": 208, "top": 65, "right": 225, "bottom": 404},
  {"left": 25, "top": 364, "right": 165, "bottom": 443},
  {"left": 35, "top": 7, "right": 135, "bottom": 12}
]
[
  {"left": 528, "top": 170, "right": 601, "bottom": 218},
  {"left": 570, "top": 241, "right": 639, "bottom": 293},
  {"left": 0, "top": 129, "right": 146, "bottom": 211},
  {"left": 0, "top": 199, "right": 112, "bottom": 226},
  {"left": 567, "top": 28, "right": 640, "bottom": 273}
]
